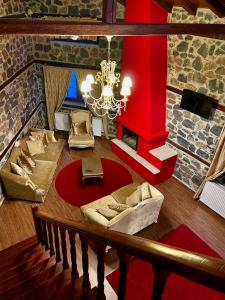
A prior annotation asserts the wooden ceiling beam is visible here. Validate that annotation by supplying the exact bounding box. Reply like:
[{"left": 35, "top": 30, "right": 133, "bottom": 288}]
[
  {"left": 0, "top": 19, "right": 225, "bottom": 36},
  {"left": 153, "top": 0, "right": 173, "bottom": 13},
  {"left": 204, "top": 0, "right": 225, "bottom": 18},
  {"left": 179, "top": 0, "right": 197, "bottom": 15}
]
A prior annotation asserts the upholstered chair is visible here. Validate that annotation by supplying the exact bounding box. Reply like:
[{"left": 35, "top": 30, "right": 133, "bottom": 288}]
[{"left": 68, "top": 110, "right": 95, "bottom": 149}]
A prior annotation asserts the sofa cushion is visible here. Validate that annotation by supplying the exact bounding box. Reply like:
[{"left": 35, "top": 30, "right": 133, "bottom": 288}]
[
  {"left": 73, "top": 121, "right": 87, "bottom": 135},
  {"left": 10, "top": 162, "right": 29, "bottom": 178},
  {"left": 111, "top": 182, "right": 140, "bottom": 204},
  {"left": 97, "top": 207, "right": 119, "bottom": 220},
  {"left": 29, "top": 160, "right": 57, "bottom": 190},
  {"left": 69, "top": 133, "right": 94, "bottom": 146},
  {"left": 126, "top": 189, "right": 141, "bottom": 207},
  {"left": 108, "top": 203, "right": 130, "bottom": 212},
  {"left": 32, "top": 139, "right": 65, "bottom": 162},
  {"left": 26, "top": 140, "right": 45, "bottom": 156},
  {"left": 140, "top": 182, "right": 152, "bottom": 201}
]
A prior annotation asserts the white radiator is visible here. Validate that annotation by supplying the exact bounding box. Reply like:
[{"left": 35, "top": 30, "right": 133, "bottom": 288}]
[{"left": 199, "top": 181, "right": 225, "bottom": 219}]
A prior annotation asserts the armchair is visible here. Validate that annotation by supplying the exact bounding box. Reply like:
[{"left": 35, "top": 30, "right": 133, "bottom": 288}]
[{"left": 68, "top": 110, "right": 95, "bottom": 149}]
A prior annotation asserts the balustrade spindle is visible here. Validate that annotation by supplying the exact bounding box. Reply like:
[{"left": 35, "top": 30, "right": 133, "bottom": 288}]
[
  {"left": 34, "top": 216, "right": 44, "bottom": 245},
  {"left": 60, "top": 227, "right": 69, "bottom": 269},
  {"left": 80, "top": 235, "right": 91, "bottom": 296},
  {"left": 117, "top": 251, "right": 129, "bottom": 300},
  {"left": 47, "top": 223, "right": 55, "bottom": 256},
  {"left": 96, "top": 242, "right": 106, "bottom": 300},
  {"left": 41, "top": 220, "right": 50, "bottom": 251},
  {"left": 53, "top": 224, "right": 61, "bottom": 262},
  {"left": 151, "top": 265, "right": 169, "bottom": 300},
  {"left": 68, "top": 231, "right": 79, "bottom": 280}
]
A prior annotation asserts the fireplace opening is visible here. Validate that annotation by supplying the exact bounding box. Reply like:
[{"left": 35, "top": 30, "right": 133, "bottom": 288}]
[{"left": 122, "top": 127, "right": 138, "bottom": 151}]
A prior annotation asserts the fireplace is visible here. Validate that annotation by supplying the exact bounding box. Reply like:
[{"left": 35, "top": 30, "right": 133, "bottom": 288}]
[{"left": 122, "top": 127, "right": 138, "bottom": 151}]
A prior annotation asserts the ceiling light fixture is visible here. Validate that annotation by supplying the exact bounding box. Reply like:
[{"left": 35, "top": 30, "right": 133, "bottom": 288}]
[{"left": 81, "top": 36, "right": 132, "bottom": 119}]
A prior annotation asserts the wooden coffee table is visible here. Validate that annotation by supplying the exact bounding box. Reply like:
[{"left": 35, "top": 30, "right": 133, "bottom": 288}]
[{"left": 81, "top": 157, "right": 103, "bottom": 184}]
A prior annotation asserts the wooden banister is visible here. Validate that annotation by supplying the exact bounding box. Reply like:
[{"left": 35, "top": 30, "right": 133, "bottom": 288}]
[{"left": 32, "top": 207, "right": 225, "bottom": 299}]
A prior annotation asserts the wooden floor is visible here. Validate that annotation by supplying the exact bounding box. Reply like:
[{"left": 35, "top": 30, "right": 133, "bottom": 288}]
[{"left": 1, "top": 134, "right": 225, "bottom": 258}]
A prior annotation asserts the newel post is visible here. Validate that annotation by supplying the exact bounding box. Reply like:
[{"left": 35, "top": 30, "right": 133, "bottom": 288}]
[{"left": 31, "top": 204, "right": 44, "bottom": 245}]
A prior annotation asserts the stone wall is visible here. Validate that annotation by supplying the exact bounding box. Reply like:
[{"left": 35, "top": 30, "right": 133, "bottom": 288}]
[
  {"left": 33, "top": 36, "right": 123, "bottom": 69},
  {"left": 0, "top": 0, "right": 27, "bottom": 17},
  {"left": 27, "top": 0, "right": 125, "bottom": 19},
  {"left": 0, "top": 36, "right": 33, "bottom": 84},
  {"left": 167, "top": 7, "right": 225, "bottom": 191}
]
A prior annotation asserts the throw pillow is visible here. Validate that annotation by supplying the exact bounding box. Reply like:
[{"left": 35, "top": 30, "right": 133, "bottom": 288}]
[
  {"left": 97, "top": 207, "right": 119, "bottom": 220},
  {"left": 140, "top": 182, "right": 152, "bottom": 201},
  {"left": 108, "top": 203, "right": 130, "bottom": 212},
  {"left": 126, "top": 189, "right": 141, "bottom": 207},
  {"left": 26, "top": 140, "right": 45, "bottom": 156},
  {"left": 10, "top": 162, "right": 29, "bottom": 178},
  {"left": 73, "top": 121, "right": 87, "bottom": 135},
  {"left": 30, "top": 131, "right": 48, "bottom": 147},
  {"left": 21, "top": 149, "right": 36, "bottom": 168},
  {"left": 44, "top": 130, "right": 57, "bottom": 143},
  {"left": 17, "top": 156, "right": 32, "bottom": 175}
]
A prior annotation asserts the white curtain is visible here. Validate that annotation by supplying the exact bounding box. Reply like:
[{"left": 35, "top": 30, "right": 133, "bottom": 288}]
[
  {"left": 43, "top": 66, "right": 72, "bottom": 130},
  {"left": 74, "top": 68, "right": 109, "bottom": 139}
]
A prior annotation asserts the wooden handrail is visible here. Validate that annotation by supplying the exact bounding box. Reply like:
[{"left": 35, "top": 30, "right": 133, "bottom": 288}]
[{"left": 32, "top": 207, "right": 225, "bottom": 296}]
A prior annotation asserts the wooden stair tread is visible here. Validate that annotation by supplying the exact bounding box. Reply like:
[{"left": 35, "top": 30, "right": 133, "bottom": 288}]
[
  {"left": 0, "top": 244, "right": 43, "bottom": 269},
  {"left": 0, "top": 250, "right": 50, "bottom": 287},
  {"left": 0, "top": 262, "right": 64, "bottom": 300},
  {"left": 48, "top": 277, "right": 99, "bottom": 300},
  {"left": 0, "top": 236, "right": 38, "bottom": 261},
  {"left": 16, "top": 267, "right": 71, "bottom": 300},
  {"left": 0, "top": 255, "right": 56, "bottom": 290}
]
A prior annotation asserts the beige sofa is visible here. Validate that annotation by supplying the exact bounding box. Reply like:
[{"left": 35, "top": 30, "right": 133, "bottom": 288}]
[
  {"left": 0, "top": 129, "right": 65, "bottom": 203},
  {"left": 81, "top": 182, "right": 164, "bottom": 235}
]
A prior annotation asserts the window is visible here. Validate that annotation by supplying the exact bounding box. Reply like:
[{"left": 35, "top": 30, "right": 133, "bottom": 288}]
[
  {"left": 64, "top": 70, "right": 86, "bottom": 108},
  {"left": 66, "top": 70, "right": 78, "bottom": 99}
]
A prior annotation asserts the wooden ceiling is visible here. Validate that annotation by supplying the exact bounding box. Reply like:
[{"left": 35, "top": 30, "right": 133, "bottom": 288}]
[
  {"left": 154, "top": 0, "right": 225, "bottom": 17},
  {"left": 119, "top": 0, "right": 225, "bottom": 18}
]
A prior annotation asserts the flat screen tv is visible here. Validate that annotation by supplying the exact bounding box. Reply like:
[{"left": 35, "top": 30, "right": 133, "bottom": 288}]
[{"left": 180, "top": 89, "right": 215, "bottom": 119}]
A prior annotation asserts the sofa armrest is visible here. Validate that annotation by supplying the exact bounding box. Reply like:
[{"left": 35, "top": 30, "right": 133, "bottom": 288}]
[
  {"left": 83, "top": 208, "right": 109, "bottom": 227},
  {"left": 0, "top": 170, "right": 43, "bottom": 202}
]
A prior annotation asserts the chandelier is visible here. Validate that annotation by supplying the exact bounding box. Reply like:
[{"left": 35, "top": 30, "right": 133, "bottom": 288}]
[{"left": 81, "top": 36, "right": 132, "bottom": 119}]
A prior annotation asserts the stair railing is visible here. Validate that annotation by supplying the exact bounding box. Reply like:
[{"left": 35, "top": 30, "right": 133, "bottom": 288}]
[{"left": 32, "top": 206, "right": 225, "bottom": 300}]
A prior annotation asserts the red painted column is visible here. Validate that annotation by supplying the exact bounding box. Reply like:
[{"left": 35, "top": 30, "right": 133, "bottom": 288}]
[{"left": 117, "top": 0, "right": 168, "bottom": 149}]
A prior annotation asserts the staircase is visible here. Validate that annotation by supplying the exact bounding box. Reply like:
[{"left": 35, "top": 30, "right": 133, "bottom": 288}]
[
  {"left": 0, "top": 236, "right": 97, "bottom": 300},
  {"left": 0, "top": 206, "right": 224, "bottom": 300}
]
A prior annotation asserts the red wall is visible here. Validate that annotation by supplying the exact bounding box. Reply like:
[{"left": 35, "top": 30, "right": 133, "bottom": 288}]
[{"left": 117, "top": 0, "right": 168, "bottom": 147}]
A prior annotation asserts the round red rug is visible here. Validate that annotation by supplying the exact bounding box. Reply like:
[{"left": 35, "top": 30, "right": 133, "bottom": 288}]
[{"left": 55, "top": 158, "right": 133, "bottom": 207}]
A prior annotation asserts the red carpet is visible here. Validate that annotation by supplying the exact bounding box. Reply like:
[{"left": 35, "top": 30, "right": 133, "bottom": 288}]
[
  {"left": 107, "top": 225, "right": 225, "bottom": 300},
  {"left": 55, "top": 158, "right": 133, "bottom": 207}
]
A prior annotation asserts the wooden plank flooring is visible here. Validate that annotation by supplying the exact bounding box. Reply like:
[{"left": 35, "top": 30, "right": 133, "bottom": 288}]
[{"left": 0, "top": 134, "right": 225, "bottom": 260}]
